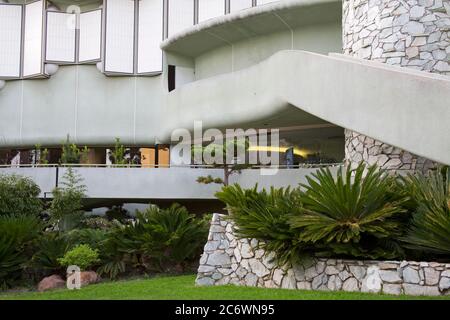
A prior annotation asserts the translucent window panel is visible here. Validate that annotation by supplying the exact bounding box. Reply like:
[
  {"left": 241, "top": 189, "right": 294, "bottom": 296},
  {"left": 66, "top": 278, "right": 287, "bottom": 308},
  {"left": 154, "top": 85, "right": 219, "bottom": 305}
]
[
  {"left": 23, "top": 0, "right": 45, "bottom": 77},
  {"left": 137, "top": 0, "right": 163, "bottom": 73},
  {"left": 104, "top": 0, "right": 135, "bottom": 74},
  {"left": 79, "top": 10, "right": 102, "bottom": 62},
  {"left": 46, "top": 12, "right": 76, "bottom": 63},
  {"left": 167, "top": 0, "right": 194, "bottom": 37},
  {"left": 0, "top": 4, "right": 22, "bottom": 78},
  {"left": 230, "top": 0, "right": 253, "bottom": 12},
  {"left": 198, "top": 0, "right": 224, "bottom": 23}
]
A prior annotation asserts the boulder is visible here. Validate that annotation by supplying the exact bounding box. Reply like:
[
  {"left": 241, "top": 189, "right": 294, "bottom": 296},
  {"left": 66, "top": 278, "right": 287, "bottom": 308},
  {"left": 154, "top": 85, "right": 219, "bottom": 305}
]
[
  {"left": 80, "top": 271, "right": 100, "bottom": 287},
  {"left": 38, "top": 275, "right": 66, "bottom": 292}
]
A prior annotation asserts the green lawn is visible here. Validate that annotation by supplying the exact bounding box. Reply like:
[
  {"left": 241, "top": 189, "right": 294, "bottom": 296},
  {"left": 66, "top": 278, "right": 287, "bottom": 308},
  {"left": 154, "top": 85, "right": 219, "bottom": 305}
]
[{"left": 1, "top": 274, "right": 449, "bottom": 300}]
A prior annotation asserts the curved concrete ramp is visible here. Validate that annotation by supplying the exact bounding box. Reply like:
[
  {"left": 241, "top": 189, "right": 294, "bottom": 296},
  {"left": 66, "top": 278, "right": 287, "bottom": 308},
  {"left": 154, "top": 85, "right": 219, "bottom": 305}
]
[{"left": 167, "top": 50, "right": 450, "bottom": 165}]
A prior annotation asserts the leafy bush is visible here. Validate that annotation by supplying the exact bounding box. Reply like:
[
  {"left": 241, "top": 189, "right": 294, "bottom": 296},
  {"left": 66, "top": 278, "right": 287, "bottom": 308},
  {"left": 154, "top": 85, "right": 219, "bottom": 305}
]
[
  {"left": 57, "top": 244, "right": 100, "bottom": 271},
  {"left": 137, "top": 204, "right": 209, "bottom": 270},
  {"left": 0, "top": 215, "right": 42, "bottom": 288},
  {"left": 218, "top": 164, "right": 410, "bottom": 264},
  {"left": 0, "top": 174, "right": 43, "bottom": 217},
  {"left": 60, "top": 135, "right": 89, "bottom": 164},
  {"left": 97, "top": 204, "right": 208, "bottom": 275},
  {"left": 289, "top": 163, "right": 407, "bottom": 259},
  {"left": 216, "top": 185, "right": 307, "bottom": 265},
  {"left": 31, "top": 232, "right": 71, "bottom": 275},
  {"left": 49, "top": 168, "right": 86, "bottom": 231},
  {"left": 401, "top": 167, "right": 450, "bottom": 257}
]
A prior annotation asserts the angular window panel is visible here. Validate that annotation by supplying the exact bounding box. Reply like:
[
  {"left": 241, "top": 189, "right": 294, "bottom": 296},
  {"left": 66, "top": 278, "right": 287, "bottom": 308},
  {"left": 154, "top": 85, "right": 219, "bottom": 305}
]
[
  {"left": 23, "top": 0, "right": 45, "bottom": 77},
  {"left": 137, "top": 0, "right": 163, "bottom": 74},
  {"left": 79, "top": 9, "right": 102, "bottom": 63},
  {"left": 198, "top": 0, "right": 224, "bottom": 23},
  {"left": 230, "top": 0, "right": 253, "bottom": 12},
  {"left": 167, "top": 0, "right": 194, "bottom": 37},
  {"left": 104, "top": 0, "right": 135, "bottom": 74},
  {"left": 46, "top": 11, "right": 76, "bottom": 63},
  {"left": 0, "top": 4, "right": 22, "bottom": 78}
]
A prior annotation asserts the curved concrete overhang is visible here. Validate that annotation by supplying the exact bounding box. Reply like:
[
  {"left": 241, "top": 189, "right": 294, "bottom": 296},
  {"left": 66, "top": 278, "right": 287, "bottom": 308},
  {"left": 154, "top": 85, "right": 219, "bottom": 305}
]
[
  {"left": 161, "top": 0, "right": 341, "bottom": 57},
  {"left": 166, "top": 50, "right": 450, "bottom": 165}
]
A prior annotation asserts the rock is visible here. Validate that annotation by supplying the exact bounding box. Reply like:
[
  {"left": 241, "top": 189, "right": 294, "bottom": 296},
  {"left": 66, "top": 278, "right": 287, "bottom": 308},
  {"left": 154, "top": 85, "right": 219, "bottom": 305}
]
[
  {"left": 207, "top": 252, "right": 231, "bottom": 266},
  {"left": 212, "top": 273, "right": 223, "bottom": 280},
  {"left": 424, "top": 268, "right": 440, "bottom": 285},
  {"left": 441, "top": 270, "right": 450, "bottom": 277},
  {"left": 273, "top": 269, "right": 284, "bottom": 286},
  {"left": 244, "top": 273, "right": 258, "bottom": 287},
  {"left": 261, "top": 252, "right": 276, "bottom": 269},
  {"left": 281, "top": 270, "right": 297, "bottom": 290},
  {"left": 297, "top": 281, "right": 311, "bottom": 290},
  {"left": 312, "top": 274, "right": 327, "bottom": 290},
  {"left": 383, "top": 284, "right": 402, "bottom": 295},
  {"left": 249, "top": 259, "right": 270, "bottom": 278},
  {"left": 79, "top": 271, "right": 99, "bottom": 287},
  {"left": 305, "top": 266, "right": 319, "bottom": 280},
  {"left": 241, "top": 243, "right": 254, "bottom": 259},
  {"left": 233, "top": 247, "right": 242, "bottom": 263},
  {"left": 293, "top": 265, "right": 306, "bottom": 281},
  {"left": 339, "top": 270, "right": 352, "bottom": 281},
  {"left": 349, "top": 266, "right": 366, "bottom": 280},
  {"left": 196, "top": 276, "right": 215, "bottom": 286},
  {"left": 403, "top": 267, "right": 420, "bottom": 284},
  {"left": 199, "top": 254, "right": 208, "bottom": 265},
  {"left": 439, "top": 277, "right": 450, "bottom": 291},
  {"left": 380, "top": 270, "right": 402, "bottom": 283},
  {"left": 342, "top": 277, "right": 359, "bottom": 292},
  {"left": 204, "top": 241, "right": 220, "bottom": 252},
  {"left": 198, "top": 265, "right": 216, "bottom": 273},
  {"left": 403, "top": 284, "right": 440, "bottom": 296},
  {"left": 402, "top": 21, "right": 425, "bottom": 35},
  {"left": 315, "top": 261, "right": 326, "bottom": 274},
  {"left": 361, "top": 266, "right": 382, "bottom": 293},
  {"left": 325, "top": 266, "right": 340, "bottom": 275},
  {"left": 236, "top": 266, "right": 248, "bottom": 279},
  {"left": 327, "top": 275, "right": 343, "bottom": 291},
  {"left": 38, "top": 275, "right": 66, "bottom": 292}
]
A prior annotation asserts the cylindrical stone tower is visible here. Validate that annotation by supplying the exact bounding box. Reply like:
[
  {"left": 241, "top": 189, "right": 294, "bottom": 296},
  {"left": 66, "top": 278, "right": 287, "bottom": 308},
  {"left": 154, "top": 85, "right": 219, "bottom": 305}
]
[{"left": 342, "top": 0, "right": 450, "bottom": 172}]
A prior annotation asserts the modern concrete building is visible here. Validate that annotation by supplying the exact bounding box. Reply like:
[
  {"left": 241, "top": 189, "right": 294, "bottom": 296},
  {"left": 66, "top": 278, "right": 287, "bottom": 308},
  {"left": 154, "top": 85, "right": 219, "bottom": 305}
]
[{"left": 0, "top": 0, "right": 449, "bottom": 210}]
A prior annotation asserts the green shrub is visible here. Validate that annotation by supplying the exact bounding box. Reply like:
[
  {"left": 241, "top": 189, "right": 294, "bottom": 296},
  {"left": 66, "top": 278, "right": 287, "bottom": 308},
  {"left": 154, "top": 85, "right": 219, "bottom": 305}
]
[
  {"left": 0, "top": 215, "right": 42, "bottom": 288},
  {"left": 57, "top": 244, "right": 100, "bottom": 271},
  {"left": 49, "top": 168, "right": 86, "bottom": 231},
  {"left": 216, "top": 185, "right": 308, "bottom": 265},
  {"left": 31, "top": 232, "right": 71, "bottom": 275},
  {"left": 0, "top": 174, "right": 43, "bottom": 217},
  {"left": 401, "top": 167, "right": 450, "bottom": 257},
  {"left": 290, "top": 163, "right": 407, "bottom": 259},
  {"left": 137, "top": 204, "right": 209, "bottom": 270}
]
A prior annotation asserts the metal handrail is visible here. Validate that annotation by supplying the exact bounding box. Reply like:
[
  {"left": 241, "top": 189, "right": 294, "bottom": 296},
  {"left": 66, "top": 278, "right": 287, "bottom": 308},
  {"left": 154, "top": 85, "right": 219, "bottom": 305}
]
[{"left": 0, "top": 163, "right": 343, "bottom": 169}]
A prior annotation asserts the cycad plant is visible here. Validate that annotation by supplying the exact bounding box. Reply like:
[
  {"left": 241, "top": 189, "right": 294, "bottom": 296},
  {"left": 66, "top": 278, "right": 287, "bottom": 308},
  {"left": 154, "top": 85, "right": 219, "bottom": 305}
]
[
  {"left": 216, "top": 185, "right": 308, "bottom": 265},
  {"left": 401, "top": 167, "right": 450, "bottom": 257},
  {"left": 0, "top": 215, "right": 42, "bottom": 288},
  {"left": 289, "top": 163, "right": 407, "bottom": 259}
]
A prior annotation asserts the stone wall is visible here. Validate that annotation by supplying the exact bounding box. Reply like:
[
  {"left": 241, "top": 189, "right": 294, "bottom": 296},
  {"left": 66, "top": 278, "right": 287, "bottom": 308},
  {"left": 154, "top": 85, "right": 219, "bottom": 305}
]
[
  {"left": 342, "top": 0, "right": 449, "bottom": 171},
  {"left": 344, "top": 130, "right": 436, "bottom": 173},
  {"left": 196, "top": 214, "right": 450, "bottom": 296}
]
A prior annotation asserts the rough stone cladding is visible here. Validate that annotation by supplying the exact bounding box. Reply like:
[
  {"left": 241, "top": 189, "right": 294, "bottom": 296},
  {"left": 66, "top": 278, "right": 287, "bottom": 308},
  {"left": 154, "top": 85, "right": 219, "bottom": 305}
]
[
  {"left": 196, "top": 214, "right": 450, "bottom": 296},
  {"left": 342, "top": 0, "right": 449, "bottom": 171}
]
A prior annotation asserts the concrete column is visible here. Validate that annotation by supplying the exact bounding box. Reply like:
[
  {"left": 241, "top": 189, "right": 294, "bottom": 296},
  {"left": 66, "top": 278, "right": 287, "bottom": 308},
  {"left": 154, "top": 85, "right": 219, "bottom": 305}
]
[{"left": 342, "top": 0, "right": 449, "bottom": 172}]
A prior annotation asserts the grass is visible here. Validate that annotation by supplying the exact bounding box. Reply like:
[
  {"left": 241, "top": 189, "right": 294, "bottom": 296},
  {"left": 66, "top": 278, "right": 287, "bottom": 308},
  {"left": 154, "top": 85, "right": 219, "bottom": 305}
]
[{"left": 1, "top": 274, "right": 450, "bottom": 300}]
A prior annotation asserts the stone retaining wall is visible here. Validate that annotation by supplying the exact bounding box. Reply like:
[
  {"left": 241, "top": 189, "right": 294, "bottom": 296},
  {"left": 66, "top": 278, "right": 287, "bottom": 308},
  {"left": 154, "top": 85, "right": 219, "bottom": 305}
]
[
  {"left": 196, "top": 214, "right": 450, "bottom": 296},
  {"left": 342, "top": 0, "right": 449, "bottom": 171}
]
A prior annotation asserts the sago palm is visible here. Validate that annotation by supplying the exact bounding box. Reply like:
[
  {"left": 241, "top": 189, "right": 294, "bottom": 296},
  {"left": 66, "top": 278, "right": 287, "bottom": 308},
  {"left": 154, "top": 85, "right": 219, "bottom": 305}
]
[
  {"left": 401, "top": 167, "right": 450, "bottom": 256},
  {"left": 289, "top": 163, "right": 406, "bottom": 258}
]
